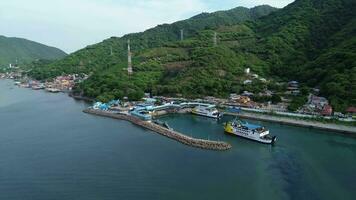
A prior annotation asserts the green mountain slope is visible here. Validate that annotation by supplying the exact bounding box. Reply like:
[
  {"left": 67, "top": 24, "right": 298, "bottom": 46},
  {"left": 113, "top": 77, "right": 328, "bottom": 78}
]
[
  {"left": 28, "top": 5, "right": 277, "bottom": 79},
  {"left": 0, "top": 35, "right": 67, "bottom": 67},
  {"left": 27, "top": 1, "right": 356, "bottom": 111},
  {"left": 249, "top": 0, "right": 356, "bottom": 110}
]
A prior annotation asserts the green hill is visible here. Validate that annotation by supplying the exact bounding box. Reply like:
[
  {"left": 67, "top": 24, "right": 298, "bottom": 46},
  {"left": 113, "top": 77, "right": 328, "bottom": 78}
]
[
  {"left": 0, "top": 36, "right": 67, "bottom": 67},
  {"left": 26, "top": 1, "right": 356, "bottom": 111},
  {"left": 27, "top": 5, "right": 277, "bottom": 79}
]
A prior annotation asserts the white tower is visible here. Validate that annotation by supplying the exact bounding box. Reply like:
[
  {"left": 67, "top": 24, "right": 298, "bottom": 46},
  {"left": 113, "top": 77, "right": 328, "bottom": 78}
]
[
  {"left": 180, "top": 29, "right": 184, "bottom": 41},
  {"left": 127, "top": 39, "right": 133, "bottom": 75}
]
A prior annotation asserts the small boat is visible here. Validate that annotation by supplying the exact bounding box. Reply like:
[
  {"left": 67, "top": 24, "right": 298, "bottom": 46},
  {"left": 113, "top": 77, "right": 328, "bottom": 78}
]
[
  {"left": 191, "top": 105, "right": 222, "bottom": 119},
  {"left": 46, "top": 88, "right": 61, "bottom": 93},
  {"left": 32, "top": 84, "right": 45, "bottom": 90},
  {"left": 224, "top": 119, "right": 277, "bottom": 144}
]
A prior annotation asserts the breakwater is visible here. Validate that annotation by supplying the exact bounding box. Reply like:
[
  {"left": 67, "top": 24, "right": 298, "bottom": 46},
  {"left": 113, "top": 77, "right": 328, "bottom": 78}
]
[
  {"left": 83, "top": 109, "right": 232, "bottom": 151},
  {"left": 224, "top": 112, "right": 356, "bottom": 135}
]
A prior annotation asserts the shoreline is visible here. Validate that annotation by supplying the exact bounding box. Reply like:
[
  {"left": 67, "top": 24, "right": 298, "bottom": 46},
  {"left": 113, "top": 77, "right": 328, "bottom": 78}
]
[
  {"left": 2, "top": 79, "right": 354, "bottom": 136},
  {"left": 69, "top": 93, "right": 95, "bottom": 103},
  {"left": 224, "top": 111, "right": 356, "bottom": 135},
  {"left": 83, "top": 108, "right": 232, "bottom": 151}
]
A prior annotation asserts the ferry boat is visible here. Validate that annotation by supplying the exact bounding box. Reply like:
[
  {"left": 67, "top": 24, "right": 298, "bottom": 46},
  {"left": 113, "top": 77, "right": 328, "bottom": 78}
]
[
  {"left": 224, "top": 119, "right": 276, "bottom": 144},
  {"left": 191, "top": 105, "right": 222, "bottom": 119}
]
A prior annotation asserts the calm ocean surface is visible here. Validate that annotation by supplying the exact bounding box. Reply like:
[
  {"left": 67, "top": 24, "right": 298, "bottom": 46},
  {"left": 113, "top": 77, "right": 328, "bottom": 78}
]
[{"left": 0, "top": 79, "right": 355, "bottom": 200}]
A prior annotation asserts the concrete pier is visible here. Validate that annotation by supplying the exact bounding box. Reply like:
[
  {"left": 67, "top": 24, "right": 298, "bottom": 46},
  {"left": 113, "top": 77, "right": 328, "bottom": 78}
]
[
  {"left": 84, "top": 109, "right": 232, "bottom": 151},
  {"left": 224, "top": 112, "right": 356, "bottom": 135}
]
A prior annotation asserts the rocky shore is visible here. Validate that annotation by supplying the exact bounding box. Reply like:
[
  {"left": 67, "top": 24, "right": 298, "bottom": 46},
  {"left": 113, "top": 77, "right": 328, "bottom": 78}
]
[
  {"left": 69, "top": 93, "right": 95, "bottom": 103},
  {"left": 83, "top": 109, "right": 232, "bottom": 151}
]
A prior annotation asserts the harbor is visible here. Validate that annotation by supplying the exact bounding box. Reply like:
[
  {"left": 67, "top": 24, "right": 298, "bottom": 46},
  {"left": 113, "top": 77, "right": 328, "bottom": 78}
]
[
  {"left": 1, "top": 79, "right": 356, "bottom": 199},
  {"left": 83, "top": 108, "right": 232, "bottom": 151}
]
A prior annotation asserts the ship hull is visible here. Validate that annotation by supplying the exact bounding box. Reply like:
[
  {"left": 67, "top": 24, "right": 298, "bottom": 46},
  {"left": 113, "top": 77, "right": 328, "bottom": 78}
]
[
  {"left": 224, "top": 123, "right": 276, "bottom": 144},
  {"left": 225, "top": 131, "right": 276, "bottom": 144},
  {"left": 191, "top": 110, "right": 222, "bottom": 119}
]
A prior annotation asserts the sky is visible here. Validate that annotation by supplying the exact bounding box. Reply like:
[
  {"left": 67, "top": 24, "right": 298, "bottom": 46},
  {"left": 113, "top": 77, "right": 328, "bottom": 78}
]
[{"left": 0, "top": 0, "right": 294, "bottom": 53}]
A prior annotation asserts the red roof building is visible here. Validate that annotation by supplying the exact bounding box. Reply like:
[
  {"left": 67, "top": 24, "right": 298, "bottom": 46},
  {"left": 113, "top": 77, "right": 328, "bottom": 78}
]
[
  {"left": 346, "top": 107, "right": 356, "bottom": 113},
  {"left": 321, "top": 105, "right": 333, "bottom": 116}
]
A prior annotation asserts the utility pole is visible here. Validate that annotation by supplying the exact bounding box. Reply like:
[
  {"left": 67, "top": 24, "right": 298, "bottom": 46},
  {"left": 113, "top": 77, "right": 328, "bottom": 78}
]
[
  {"left": 213, "top": 32, "right": 217, "bottom": 46},
  {"left": 127, "top": 39, "right": 133, "bottom": 75}
]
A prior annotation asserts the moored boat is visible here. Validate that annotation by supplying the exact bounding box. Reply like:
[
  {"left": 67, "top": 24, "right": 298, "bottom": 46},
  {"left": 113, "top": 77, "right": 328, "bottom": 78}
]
[
  {"left": 224, "top": 119, "right": 276, "bottom": 144},
  {"left": 32, "top": 84, "right": 45, "bottom": 90},
  {"left": 46, "top": 88, "right": 61, "bottom": 93},
  {"left": 191, "top": 105, "right": 222, "bottom": 119}
]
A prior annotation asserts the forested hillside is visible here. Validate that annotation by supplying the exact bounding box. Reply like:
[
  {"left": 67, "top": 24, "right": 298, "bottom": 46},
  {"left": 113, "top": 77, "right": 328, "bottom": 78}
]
[
  {"left": 28, "top": 5, "right": 277, "bottom": 79},
  {"left": 0, "top": 36, "right": 67, "bottom": 66},
  {"left": 27, "top": 0, "right": 356, "bottom": 111},
  {"left": 250, "top": 0, "right": 356, "bottom": 111}
]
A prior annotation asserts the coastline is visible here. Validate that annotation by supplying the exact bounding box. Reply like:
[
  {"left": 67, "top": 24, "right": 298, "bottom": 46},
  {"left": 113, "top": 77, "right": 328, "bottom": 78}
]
[
  {"left": 69, "top": 93, "right": 95, "bottom": 103},
  {"left": 225, "top": 111, "right": 356, "bottom": 135},
  {"left": 83, "top": 108, "right": 232, "bottom": 151}
]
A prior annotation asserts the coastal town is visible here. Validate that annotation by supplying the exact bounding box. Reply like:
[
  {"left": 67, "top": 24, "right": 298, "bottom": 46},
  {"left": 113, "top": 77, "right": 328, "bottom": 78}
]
[
  {"left": 1, "top": 0, "right": 356, "bottom": 199},
  {"left": 1, "top": 69, "right": 355, "bottom": 126}
]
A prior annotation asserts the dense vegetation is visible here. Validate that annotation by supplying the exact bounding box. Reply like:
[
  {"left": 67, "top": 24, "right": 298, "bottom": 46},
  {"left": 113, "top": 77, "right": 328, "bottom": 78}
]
[
  {"left": 26, "top": 0, "right": 356, "bottom": 112},
  {"left": 0, "top": 36, "right": 67, "bottom": 67}
]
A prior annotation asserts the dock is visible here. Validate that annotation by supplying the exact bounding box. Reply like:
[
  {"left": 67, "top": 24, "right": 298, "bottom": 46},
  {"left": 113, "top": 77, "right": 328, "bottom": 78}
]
[
  {"left": 224, "top": 112, "right": 356, "bottom": 135},
  {"left": 83, "top": 109, "right": 232, "bottom": 151}
]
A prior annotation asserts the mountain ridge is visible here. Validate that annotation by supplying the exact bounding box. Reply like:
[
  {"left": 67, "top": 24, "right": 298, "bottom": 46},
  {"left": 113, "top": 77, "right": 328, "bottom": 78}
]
[{"left": 0, "top": 35, "right": 67, "bottom": 67}]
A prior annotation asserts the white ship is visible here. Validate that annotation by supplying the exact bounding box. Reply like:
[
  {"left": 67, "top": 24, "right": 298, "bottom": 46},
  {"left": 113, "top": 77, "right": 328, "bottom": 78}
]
[
  {"left": 224, "top": 119, "right": 276, "bottom": 144},
  {"left": 191, "top": 105, "right": 222, "bottom": 119}
]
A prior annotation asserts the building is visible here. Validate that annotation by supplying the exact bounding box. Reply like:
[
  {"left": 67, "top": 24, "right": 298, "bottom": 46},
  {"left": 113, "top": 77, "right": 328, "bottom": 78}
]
[
  {"left": 288, "top": 81, "right": 299, "bottom": 88},
  {"left": 252, "top": 74, "right": 259, "bottom": 79},
  {"left": 242, "top": 91, "right": 254, "bottom": 97},
  {"left": 243, "top": 80, "right": 253, "bottom": 85},
  {"left": 308, "top": 95, "right": 329, "bottom": 110},
  {"left": 321, "top": 105, "right": 333, "bottom": 116},
  {"left": 346, "top": 107, "right": 356, "bottom": 118}
]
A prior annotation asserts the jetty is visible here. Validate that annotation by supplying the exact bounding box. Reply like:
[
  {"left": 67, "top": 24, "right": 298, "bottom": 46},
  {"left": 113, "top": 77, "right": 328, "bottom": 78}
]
[{"left": 83, "top": 109, "right": 232, "bottom": 151}]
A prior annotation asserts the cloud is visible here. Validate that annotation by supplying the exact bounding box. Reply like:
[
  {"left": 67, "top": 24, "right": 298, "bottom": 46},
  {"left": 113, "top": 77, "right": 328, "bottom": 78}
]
[{"left": 0, "top": 0, "right": 293, "bottom": 53}]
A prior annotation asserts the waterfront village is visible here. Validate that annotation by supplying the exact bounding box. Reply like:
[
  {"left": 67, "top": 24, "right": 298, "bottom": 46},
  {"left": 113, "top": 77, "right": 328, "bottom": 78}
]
[{"left": 1, "top": 69, "right": 355, "bottom": 123}]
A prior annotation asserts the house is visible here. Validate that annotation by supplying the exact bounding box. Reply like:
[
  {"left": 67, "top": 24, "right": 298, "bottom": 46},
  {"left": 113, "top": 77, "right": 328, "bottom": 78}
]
[
  {"left": 286, "top": 81, "right": 300, "bottom": 95},
  {"left": 288, "top": 81, "right": 299, "bottom": 88},
  {"left": 312, "top": 88, "right": 320, "bottom": 94},
  {"left": 321, "top": 105, "right": 333, "bottom": 116},
  {"left": 259, "top": 78, "right": 267, "bottom": 82},
  {"left": 346, "top": 107, "right": 356, "bottom": 113},
  {"left": 229, "top": 93, "right": 239, "bottom": 101},
  {"left": 243, "top": 80, "right": 253, "bottom": 85},
  {"left": 346, "top": 107, "right": 356, "bottom": 118},
  {"left": 309, "top": 95, "right": 329, "bottom": 109},
  {"left": 242, "top": 91, "right": 254, "bottom": 96},
  {"left": 252, "top": 74, "right": 259, "bottom": 79},
  {"left": 239, "top": 96, "right": 251, "bottom": 104}
]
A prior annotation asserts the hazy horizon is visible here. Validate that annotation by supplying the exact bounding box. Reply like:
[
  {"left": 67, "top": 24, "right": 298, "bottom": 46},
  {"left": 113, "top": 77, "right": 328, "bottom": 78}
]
[{"left": 1, "top": 0, "right": 293, "bottom": 53}]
